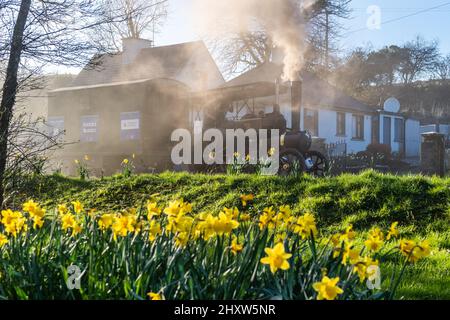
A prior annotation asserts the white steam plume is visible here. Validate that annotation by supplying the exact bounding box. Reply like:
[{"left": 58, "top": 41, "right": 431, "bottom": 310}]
[{"left": 192, "top": 0, "right": 317, "bottom": 81}]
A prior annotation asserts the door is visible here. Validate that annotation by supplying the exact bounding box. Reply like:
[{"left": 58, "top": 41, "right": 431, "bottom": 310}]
[{"left": 383, "top": 117, "right": 391, "bottom": 146}]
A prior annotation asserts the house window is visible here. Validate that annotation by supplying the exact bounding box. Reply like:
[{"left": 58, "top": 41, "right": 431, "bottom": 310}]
[
  {"left": 352, "top": 115, "right": 364, "bottom": 140},
  {"left": 304, "top": 109, "right": 318, "bottom": 136},
  {"left": 336, "top": 112, "right": 346, "bottom": 136},
  {"left": 394, "top": 118, "right": 405, "bottom": 142}
]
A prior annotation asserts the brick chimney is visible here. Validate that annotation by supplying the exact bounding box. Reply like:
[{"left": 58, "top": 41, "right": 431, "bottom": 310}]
[{"left": 122, "top": 38, "right": 153, "bottom": 65}]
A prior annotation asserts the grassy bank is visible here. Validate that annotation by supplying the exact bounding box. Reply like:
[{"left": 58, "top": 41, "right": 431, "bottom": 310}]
[{"left": 5, "top": 170, "right": 450, "bottom": 299}]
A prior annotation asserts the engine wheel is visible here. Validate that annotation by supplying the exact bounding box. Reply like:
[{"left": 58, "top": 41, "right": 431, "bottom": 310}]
[
  {"left": 304, "top": 151, "right": 329, "bottom": 177},
  {"left": 278, "top": 149, "right": 306, "bottom": 176}
]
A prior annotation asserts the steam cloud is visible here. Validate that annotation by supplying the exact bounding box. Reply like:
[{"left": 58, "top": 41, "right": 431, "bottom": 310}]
[{"left": 192, "top": 0, "right": 317, "bottom": 81}]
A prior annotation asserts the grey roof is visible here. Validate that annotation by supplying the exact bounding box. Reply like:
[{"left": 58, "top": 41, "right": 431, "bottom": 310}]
[
  {"left": 70, "top": 41, "right": 222, "bottom": 88},
  {"left": 224, "top": 62, "right": 374, "bottom": 114}
]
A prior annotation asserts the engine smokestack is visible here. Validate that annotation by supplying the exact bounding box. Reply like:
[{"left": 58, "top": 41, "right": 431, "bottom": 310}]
[{"left": 291, "top": 80, "right": 302, "bottom": 132}]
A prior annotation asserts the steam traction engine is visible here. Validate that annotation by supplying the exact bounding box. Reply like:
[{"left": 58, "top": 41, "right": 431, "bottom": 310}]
[{"left": 190, "top": 80, "right": 329, "bottom": 177}]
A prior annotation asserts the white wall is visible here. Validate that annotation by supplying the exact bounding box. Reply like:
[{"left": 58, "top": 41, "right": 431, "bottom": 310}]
[
  {"left": 314, "top": 109, "right": 371, "bottom": 154},
  {"left": 420, "top": 124, "right": 450, "bottom": 136}
]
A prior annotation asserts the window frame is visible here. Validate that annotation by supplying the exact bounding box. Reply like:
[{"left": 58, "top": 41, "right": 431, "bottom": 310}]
[
  {"left": 352, "top": 114, "right": 365, "bottom": 140},
  {"left": 304, "top": 108, "right": 319, "bottom": 136},
  {"left": 394, "top": 118, "right": 405, "bottom": 143},
  {"left": 336, "top": 112, "right": 346, "bottom": 136}
]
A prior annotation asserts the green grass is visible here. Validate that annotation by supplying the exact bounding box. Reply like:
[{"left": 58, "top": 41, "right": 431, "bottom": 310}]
[{"left": 7, "top": 170, "right": 450, "bottom": 299}]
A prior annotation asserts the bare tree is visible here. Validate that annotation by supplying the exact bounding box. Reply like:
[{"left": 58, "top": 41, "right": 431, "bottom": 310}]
[
  {"left": 3, "top": 110, "right": 66, "bottom": 205},
  {"left": 92, "top": 0, "right": 169, "bottom": 51},
  {"left": 209, "top": 0, "right": 351, "bottom": 78},
  {"left": 307, "top": 0, "right": 351, "bottom": 71},
  {"left": 0, "top": 0, "right": 116, "bottom": 207},
  {"left": 397, "top": 36, "right": 440, "bottom": 84},
  {"left": 434, "top": 54, "right": 450, "bottom": 81},
  {"left": 211, "top": 30, "right": 273, "bottom": 77}
]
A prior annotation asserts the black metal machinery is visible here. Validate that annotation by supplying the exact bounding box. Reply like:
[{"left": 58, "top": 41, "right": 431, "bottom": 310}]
[
  {"left": 277, "top": 80, "right": 329, "bottom": 177},
  {"left": 189, "top": 79, "right": 329, "bottom": 177}
]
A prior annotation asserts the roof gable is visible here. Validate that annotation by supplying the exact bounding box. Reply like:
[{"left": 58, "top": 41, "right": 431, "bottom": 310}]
[{"left": 70, "top": 41, "right": 224, "bottom": 90}]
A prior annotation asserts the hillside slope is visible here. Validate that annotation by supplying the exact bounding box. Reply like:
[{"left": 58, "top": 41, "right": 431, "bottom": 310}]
[{"left": 8, "top": 170, "right": 450, "bottom": 299}]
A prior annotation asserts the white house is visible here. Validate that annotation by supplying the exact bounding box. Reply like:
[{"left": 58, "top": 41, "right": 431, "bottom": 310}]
[{"left": 219, "top": 61, "right": 421, "bottom": 158}]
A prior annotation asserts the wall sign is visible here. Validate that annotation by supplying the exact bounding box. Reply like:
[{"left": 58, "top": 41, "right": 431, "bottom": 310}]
[
  {"left": 80, "top": 115, "right": 99, "bottom": 142},
  {"left": 47, "top": 116, "right": 65, "bottom": 138},
  {"left": 120, "top": 112, "right": 141, "bottom": 141}
]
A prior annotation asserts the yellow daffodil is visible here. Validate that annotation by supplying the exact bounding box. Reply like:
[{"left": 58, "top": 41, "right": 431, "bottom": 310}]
[
  {"left": 340, "top": 225, "right": 356, "bottom": 242},
  {"left": 22, "top": 200, "right": 39, "bottom": 214},
  {"left": 277, "top": 205, "right": 292, "bottom": 221},
  {"left": 293, "top": 213, "right": 318, "bottom": 239},
  {"left": 87, "top": 209, "right": 97, "bottom": 218},
  {"left": 0, "top": 234, "right": 8, "bottom": 248},
  {"left": 368, "top": 227, "right": 384, "bottom": 241},
  {"left": 164, "top": 199, "right": 192, "bottom": 217},
  {"left": 331, "top": 233, "right": 342, "bottom": 248},
  {"left": 364, "top": 227, "right": 384, "bottom": 252},
  {"left": 174, "top": 232, "right": 189, "bottom": 248},
  {"left": 1, "top": 209, "right": 27, "bottom": 237},
  {"left": 259, "top": 207, "right": 277, "bottom": 230},
  {"left": 98, "top": 213, "right": 114, "bottom": 230},
  {"left": 213, "top": 211, "right": 239, "bottom": 235},
  {"left": 147, "top": 201, "right": 162, "bottom": 220},
  {"left": 387, "top": 222, "right": 399, "bottom": 240},
  {"left": 313, "top": 276, "right": 344, "bottom": 300},
  {"left": 239, "top": 213, "right": 251, "bottom": 222},
  {"left": 413, "top": 240, "right": 431, "bottom": 261},
  {"left": 260, "top": 243, "right": 292, "bottom": 274},
  {"left": 166, "top": 214, "right": 194, "bottom": 234},
  {"left": 58, "top": 204, "right": 68, "bottom": 216},
  {"left": 84, "top": 155, "right": 90, "bottom": 161},
  {"left": 122, "top": 159, "right": 129, "bottom": 165},
  {"left": 61, "top": 213, "right": 82, "bottom": 237},
  {"left": 342, "top": 244, "right": 361, "bottom": 266},
  {"left": 148, "top": 292, "right": 163, "bottom": 300},
  {"left": 231, "top": 236, "right": 243, "bottom": 255},
  {"left": 112, "top": 213, "right": 137, "bottom": 239},
  {"left": 400, "top": 239, "right": 431, "bottom": 263},
  {"left": 364, "top": 235, "right": 383, "bottom": 252},
  {"left": 148, "top": 220, "right": 162, "bottom": 242},
  {"left": 197, "top": 212, "right": 217, "bottom": 240},
  {"left": 71, "top": 201, "right": 84, "bottom": 215},
  {"left": 222, "top": 207, "right": 239, "bottom": 219},
  {"left": 33, "top": 216, "right": 45, "bottom": 229}
]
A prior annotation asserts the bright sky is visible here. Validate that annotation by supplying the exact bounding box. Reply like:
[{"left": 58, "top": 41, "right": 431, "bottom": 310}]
[
  {"left": 155, "top": 0, "right": 450, "bottom": 55},
  {"left": 51, "top": 0, "right": 450, "bottom": 74}
]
